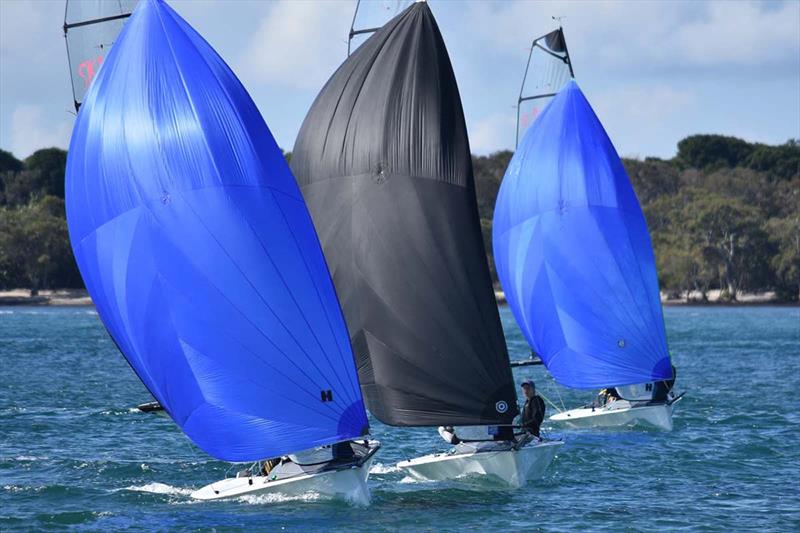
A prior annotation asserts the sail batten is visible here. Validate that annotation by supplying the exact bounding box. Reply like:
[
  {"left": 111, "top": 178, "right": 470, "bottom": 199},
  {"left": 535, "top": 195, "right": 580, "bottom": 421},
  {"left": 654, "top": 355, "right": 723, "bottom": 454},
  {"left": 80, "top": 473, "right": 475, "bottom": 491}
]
[
  {"left": 494, "top": 81, "right": 672, "bottom": 390},
  {"left": 66, "top": 0, "right": 368, "bottom": 462},
  {"left": 292, "top": 2, "right": 518, "bottom": 426}
]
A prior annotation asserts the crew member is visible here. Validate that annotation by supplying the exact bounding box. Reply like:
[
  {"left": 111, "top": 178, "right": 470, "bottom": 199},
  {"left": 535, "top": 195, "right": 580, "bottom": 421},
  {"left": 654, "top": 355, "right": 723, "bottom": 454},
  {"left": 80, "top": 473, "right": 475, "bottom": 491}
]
[
  {"left": 652, "top": 365, "right": 677, "bottom": 402},
  {"left": 520, "top": 380, "right": 545, "bottom": 437},
  {"left": 438, "top": 425, "right": 461, "bottom": 445}
]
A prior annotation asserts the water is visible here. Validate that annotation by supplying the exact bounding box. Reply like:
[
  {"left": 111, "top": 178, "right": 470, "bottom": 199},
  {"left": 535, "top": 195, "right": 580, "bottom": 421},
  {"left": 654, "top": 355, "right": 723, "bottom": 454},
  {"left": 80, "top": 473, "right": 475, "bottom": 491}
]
[{"left": 1, "top": 306, "right": 798, "bottom": 531}]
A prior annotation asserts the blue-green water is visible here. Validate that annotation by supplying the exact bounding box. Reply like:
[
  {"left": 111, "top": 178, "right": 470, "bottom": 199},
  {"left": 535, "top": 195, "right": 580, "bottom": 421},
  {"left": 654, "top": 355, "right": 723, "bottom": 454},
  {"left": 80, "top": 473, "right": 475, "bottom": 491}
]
[{"left": 1, "top": 305, "right": 798, "bottom": 531}]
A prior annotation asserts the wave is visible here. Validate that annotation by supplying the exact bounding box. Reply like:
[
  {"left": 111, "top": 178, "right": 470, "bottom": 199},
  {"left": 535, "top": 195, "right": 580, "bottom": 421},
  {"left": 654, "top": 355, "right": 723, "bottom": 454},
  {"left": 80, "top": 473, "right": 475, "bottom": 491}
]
[
  {"left": 125, "top": 482, "right": 193, "bottom": 496},
  {"left": 237, "top": 491, "right": 325, "bottom": 505},
  {"left": 369, "top": 462, "right": 399, "bottom": 474}
]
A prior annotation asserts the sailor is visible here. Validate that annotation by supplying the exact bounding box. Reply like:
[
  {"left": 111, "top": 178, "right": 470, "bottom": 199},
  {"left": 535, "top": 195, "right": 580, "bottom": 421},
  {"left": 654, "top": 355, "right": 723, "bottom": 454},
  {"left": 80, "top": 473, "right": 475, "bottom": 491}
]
[
  {"left": 597, "top": 387, "right": 620, "bottom": 406},
  {"left": 332, "top": 440, "right": 356, "bottom": 460},
  {"left": 260, "top": 457, "right": 281, "bottom": 476},
  {"left": 520, "top": 380, "right": 545, "bottom": 438},
  {"left": 438, "top": 426, "right": 462, "bottom": 445},
  {"left": 652, "top": 365, "right": 677, "bottom": 402}
]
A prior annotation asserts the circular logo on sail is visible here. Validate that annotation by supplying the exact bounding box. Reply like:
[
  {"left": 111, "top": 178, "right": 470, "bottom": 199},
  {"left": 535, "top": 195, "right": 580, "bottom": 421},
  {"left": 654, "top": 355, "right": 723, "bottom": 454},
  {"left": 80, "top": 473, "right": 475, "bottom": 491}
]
[
  {"left": 618, "top": 339, "right": 626, "bottom": 348},
  {"left": 495, "top": 401, "right": 509, "bottom": 413}
]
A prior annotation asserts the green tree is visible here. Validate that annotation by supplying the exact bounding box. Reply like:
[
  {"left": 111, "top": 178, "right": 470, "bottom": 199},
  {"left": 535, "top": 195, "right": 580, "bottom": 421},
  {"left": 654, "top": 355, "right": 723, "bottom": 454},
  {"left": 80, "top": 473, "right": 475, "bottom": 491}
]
[
  {"left": 685, "top": 195, "right": 770, "bottom": 300},
  {"left": 0, "top": 149, "right": 23, "bottom": 173},
  {"left": 24, "top": 148, "right": 67, "bottom": 199},
  {"left": 745, "top": 140, "right": 800, "bottom": 181},
  {"left": 473, "top": 150, "right": 512, "bottom": 221},
  {"left": 0, "top": 196, "right": 77, "bottom": 293},
  {"left": 624, "top": 157, "right": 679, "bottom": 205},
  {"left": 1, "top": 170, "right": 48, "bottom": 206},
  {"left": 676, "top": 134, "right": 754, "bottom": 170},
  {"left": 766, "top": 215, "right": 800, "bottom": 301}
]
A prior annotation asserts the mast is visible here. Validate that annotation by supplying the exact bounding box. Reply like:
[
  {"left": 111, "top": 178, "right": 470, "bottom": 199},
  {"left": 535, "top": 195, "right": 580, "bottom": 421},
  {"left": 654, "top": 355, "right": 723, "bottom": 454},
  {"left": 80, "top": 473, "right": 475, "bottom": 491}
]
[
  {"left": 292, "top": 2, "right": 518, "bottom": 427},
  {"left": 515, "top": 26, "right": 574, "bottom": 147}
]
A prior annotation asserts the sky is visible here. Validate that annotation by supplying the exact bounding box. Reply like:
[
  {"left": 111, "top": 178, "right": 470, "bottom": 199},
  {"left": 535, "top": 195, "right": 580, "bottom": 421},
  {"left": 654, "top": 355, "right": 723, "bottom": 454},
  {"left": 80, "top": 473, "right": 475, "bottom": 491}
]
[{"left": 0, "top": 0, "right": 798, "bottom": 160}]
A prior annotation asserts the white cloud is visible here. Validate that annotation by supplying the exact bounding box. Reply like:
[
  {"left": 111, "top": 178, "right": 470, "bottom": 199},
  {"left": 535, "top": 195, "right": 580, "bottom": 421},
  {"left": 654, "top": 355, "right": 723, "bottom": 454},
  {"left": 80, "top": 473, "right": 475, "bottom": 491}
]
[
  {"left": 468, "top": 113, "right": 516, "bottom": 154},
  {"left": 10, "top": 104, "right": 72, "bottom": 158},
  {"left": 237, "top": 0, "right": 353, "bottom": 90},
  {"left": 458, "top": 0, "right": 800, "bottom": 74},
  {"left": 590, "top": 85, "right": 697, "bottom": 158}
]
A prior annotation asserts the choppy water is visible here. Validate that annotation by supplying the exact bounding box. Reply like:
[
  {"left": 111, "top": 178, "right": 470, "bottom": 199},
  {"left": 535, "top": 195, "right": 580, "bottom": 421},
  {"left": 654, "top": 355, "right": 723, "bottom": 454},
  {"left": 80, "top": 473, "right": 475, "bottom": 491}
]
[{"left": 1, "top": 305, "right": 798, "bottom": 531}]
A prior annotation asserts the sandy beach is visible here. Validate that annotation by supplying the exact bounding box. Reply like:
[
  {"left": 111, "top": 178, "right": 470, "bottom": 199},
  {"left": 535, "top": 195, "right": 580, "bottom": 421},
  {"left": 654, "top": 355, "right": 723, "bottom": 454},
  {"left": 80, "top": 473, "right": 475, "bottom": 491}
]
[
  {"left": 0, "top": 289, "right": 93, "bottom": 306},
  {"left": 494, "top": 289, "right": 791, "bottom": 306}
]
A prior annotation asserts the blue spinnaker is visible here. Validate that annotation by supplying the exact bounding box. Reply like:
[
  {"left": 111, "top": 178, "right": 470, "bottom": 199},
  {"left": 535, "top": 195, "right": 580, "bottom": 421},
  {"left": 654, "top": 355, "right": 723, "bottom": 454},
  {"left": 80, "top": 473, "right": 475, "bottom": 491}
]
[
  {"left": 65, "top": 0, "right": 368, "bottom": 462},
  {"left": 493, "top": 81, "right": 671, "bottom": 389}
]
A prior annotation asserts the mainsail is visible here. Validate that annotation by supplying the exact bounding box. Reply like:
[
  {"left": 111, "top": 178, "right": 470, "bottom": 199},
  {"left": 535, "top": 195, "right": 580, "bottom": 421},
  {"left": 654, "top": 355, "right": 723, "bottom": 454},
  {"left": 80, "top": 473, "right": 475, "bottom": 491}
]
[
  {"left": 65, "top": 0, "right": 368, "bottom": 462},
  {"left": 347, "top": 0, "right": 412, "bottom": 55},
  {"left": 493, "top": 81, "right": 672, "bottom": 389},
  {"left": 64, "top": 0, "right": 138, "bottom": 111},
  {"left": 516, "top": 28, "right": 574, "bottom": 146},
  {"left": 292, "top": 2, "right": 518, "bottom": 427}
]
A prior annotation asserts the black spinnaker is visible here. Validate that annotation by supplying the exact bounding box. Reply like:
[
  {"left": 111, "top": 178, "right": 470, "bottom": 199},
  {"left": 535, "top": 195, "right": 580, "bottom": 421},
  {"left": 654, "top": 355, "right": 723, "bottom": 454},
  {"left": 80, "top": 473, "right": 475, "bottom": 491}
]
[
  {"left": 516, "top": 27, "right": 574, "bottom": 146},
  {"left": 291, "top": 2, "right": 518, "bottom": 427}
]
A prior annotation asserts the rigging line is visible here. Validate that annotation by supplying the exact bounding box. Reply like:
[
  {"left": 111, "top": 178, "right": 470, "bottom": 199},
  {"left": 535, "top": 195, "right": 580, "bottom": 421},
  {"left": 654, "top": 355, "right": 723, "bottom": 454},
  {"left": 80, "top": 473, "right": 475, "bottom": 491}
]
[
  {"left": 536, "top": 389, "right": 563, "bottom": 414},
  {"left": 552, "top": 377, "right": 567, "bottom": 411}
]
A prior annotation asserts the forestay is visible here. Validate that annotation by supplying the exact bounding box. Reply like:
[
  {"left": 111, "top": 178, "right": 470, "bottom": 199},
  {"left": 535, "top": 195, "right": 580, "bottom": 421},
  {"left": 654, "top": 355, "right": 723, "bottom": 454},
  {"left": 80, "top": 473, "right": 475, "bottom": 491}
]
[
  {"left": 291, "top": 2, "right": 518, "bottom": 427},
  {"left": 65, "top": 0, "right": 368, "bottom": 462},
  {"left": 493, "top": 81, "right": 672, "bottom": 389},
  {"left": 64, "top": 0, "right": 138, "bottom": 111}
]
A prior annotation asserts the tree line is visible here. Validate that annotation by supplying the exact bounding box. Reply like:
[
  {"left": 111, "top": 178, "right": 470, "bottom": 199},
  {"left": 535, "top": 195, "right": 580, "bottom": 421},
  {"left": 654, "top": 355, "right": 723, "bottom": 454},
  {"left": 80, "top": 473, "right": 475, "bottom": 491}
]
[
  {"left": 475, "top": 135, "right": 799, "bottom": 301},
  {"left": 1, "top": 134, "right": 798, "bottom": 301}
]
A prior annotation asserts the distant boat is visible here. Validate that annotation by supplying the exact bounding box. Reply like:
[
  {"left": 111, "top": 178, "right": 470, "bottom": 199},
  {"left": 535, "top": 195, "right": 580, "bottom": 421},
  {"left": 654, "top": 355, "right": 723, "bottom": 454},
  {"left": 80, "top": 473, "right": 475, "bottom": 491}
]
[
  {"left": 65, "top": 0, "right": 378, "bottom": 503},
  {"left": 291, "top": 1, "right": 562, "bottom": 487},
  {"left": 494, "top": 31, "right": 681, "bottom": 430}
]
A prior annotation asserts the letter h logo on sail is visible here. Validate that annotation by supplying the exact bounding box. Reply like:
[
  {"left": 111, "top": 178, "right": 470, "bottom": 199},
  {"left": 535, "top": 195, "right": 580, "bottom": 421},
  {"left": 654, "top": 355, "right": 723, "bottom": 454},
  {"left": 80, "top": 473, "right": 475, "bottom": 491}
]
[{"left": 320, "top": 389, "right": 333, "bottom": 402}]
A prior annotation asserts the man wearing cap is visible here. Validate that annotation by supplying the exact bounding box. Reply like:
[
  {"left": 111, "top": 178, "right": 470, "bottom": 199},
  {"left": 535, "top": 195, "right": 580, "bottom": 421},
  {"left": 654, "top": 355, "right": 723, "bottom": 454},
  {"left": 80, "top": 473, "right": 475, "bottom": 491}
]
[{"left": 520, "top": 380, "right": 545, "bottom": 438}]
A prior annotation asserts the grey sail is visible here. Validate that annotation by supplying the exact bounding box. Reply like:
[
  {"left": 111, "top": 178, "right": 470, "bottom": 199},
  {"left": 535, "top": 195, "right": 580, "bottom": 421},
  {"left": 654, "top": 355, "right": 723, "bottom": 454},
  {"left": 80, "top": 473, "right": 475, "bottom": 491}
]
[
  {"left": 64, "top": 0, "right": 138, "bottom": 111},
  {"left": 291, "top": 2, "right": 517, "bottom": 427}
]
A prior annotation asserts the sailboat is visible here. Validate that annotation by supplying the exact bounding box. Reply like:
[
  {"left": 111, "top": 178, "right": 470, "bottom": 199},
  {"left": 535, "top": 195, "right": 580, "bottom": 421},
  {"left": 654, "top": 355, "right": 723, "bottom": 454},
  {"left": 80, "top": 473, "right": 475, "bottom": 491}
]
[
  {"left": 291, "top": 1, "right": 562, "bottom": 488},
  {"left": 493, "top": 31, "right": 681, "bottom": 431},
  {"left": 64, "top": 0, "right": 379, "bottom": 504}
]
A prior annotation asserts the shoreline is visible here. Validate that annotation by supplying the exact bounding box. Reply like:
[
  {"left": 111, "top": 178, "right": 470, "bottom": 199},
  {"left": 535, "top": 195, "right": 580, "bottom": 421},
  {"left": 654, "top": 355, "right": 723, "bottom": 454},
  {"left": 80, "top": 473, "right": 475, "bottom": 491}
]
[
  {"left": 493, "top": 290, "right": 797, "bottom": 307},
  {"left": 1, "top": 289, "right": 794, "bottom": 308},
  {"left": 0, "top": 289, "right": 93, "bottom": 307}
]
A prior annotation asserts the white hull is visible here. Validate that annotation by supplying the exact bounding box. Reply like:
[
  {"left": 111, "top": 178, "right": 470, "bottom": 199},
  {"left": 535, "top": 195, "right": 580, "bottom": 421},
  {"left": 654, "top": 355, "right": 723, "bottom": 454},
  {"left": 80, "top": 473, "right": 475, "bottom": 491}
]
[
  {"left": 192, "top": 455, "right": 375, "bottom": 504},
  {"left": 192, "top": 441, "right": 380, "bottom": 505},
  {"left": 550, "top": 401, "right": 674, "bottom": 431},
  {"left": 397, "top": 440, "right": 563, "bottom": 488}
]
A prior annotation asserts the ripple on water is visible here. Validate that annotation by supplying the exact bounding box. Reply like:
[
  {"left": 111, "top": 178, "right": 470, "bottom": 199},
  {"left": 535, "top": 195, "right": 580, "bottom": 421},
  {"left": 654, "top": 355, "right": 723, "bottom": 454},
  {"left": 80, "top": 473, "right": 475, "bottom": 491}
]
[{"left": 0, "top": 306, "right": 798, "bottom": 530}]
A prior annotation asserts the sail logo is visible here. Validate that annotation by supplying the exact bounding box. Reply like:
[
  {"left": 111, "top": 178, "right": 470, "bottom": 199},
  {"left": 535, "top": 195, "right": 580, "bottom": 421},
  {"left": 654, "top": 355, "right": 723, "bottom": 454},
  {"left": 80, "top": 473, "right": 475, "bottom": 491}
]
[
  {"left": 495, "top": 400, "right": 509, "bottom": 413},
  {"left": 320, "top": 389, "right": 333, "bottom": 402},
  {"left": 519, "top": 106, "right": 542, "bottom": 131},
  {"left": 78, "top": 55, "right": 104, "bottom": 88}
]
